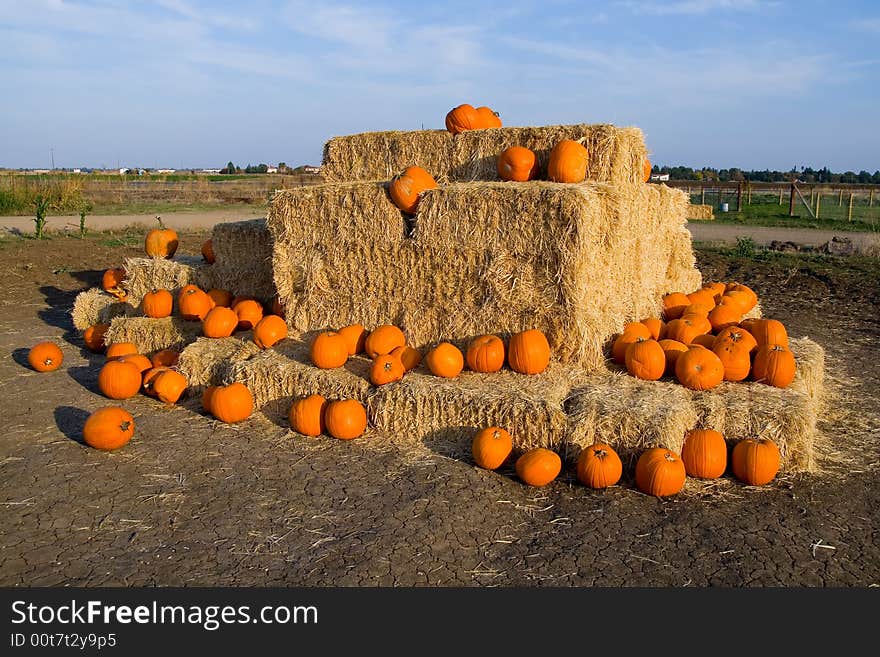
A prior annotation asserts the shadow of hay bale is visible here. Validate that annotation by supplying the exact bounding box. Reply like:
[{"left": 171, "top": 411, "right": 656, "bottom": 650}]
[
  {"left": 53, "top": 405, "right": 91, "bottom": 445},
  {"left": 38, "top": 285, "right": 81, "bottom": 347},
  {"left": 421, "top": 425, "right": 478, "bottom": 462}
]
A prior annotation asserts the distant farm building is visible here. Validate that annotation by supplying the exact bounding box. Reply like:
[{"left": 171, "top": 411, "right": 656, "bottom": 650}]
[{"left": 650, "top": 173, "right": 670, "bottom": 182}]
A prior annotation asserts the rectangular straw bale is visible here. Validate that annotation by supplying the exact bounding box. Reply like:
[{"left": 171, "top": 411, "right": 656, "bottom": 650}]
[
  {"left": 176, "top": 335, "right": 261, "bottom": 389},
  {"left": 221, "top": 339, "right": 374, "bottom": 410},
  {"left": 208, "top": 219, "right": 276, "bottom": 303},
  {"left": 368, "top": 363, "right": 577, "bottom": 456},
  {"left": 564, "top": 372, "right": 699, "bottom": 465},
  {"left": 687, "top": 204, "right": 715, "bottom": 220},
  {"left": 320, "top": 124, "right": 649, "bottom": 187},
  {"left": 103, "top": 316, "right": 203, "bottom": 354},
  {"left": 271, "top": 180, "right": 696, "bottom": 370},
  {"left": 71, "top": 288, "right": 136, "bottom": 331},
  {"left": 121, "top": 255, "right": 212, "bottom": 308}
]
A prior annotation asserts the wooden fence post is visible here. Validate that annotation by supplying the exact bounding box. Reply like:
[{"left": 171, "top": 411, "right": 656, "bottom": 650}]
[
  {"left": 736, "top": 183, "right": 743, "bottom": 212},
  {"left": 810, "top": 187, "right": 815, "bottom": 208},
  {"left": 701, "top": 187, "right": 705, "bottom": 205},
  {"left": 816, "top": 191, "right": 821, "bottom": 219},
  {"left": 848, "top": 193, "right": 854, "bottom": 221},
  {"left": 789, "top": 184, "right": 796, "bottom": 217},
  {"left": 778, "top": 187, "right": 784, "bottom": 205},
  {"left": 838, "top": 189, "right": 843, "bottom": 206},
  {"left": 870, "top": 189, "right": 875, "bottom": 207}
]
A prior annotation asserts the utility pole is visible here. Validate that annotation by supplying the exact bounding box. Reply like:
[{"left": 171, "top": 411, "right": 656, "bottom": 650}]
[{"left": 50, "top": 148, "right": 55, "bottom": 170}]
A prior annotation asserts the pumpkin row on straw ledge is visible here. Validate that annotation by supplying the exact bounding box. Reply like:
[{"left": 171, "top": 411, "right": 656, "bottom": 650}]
[{"left": 611, "top": 281, "right": 797, "bottom": 391}]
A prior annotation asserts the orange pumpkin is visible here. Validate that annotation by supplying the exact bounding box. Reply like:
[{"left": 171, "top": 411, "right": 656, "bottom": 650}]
[
  {"left": 662, "top": 292, "right": 692, "bottom": 320},
  {"left": 471, "top": 426, "right": 513, "bottom": 470},
  {"left": 105, "top": 342, "right": 138, "bottom": 360},
  {"left": 515, "top": 448, "right": 562, "bottom": 487},
  {"left": 311, "top": 331, "right": 349, "bottom": 369},
  {"left": 364, "top": 325, "right": 406, "bottom": 359},
  {"left": 689, "top": 333, "right": 717, "bottom": 349},
  {"left": 142, "top": 366, "right": 170, "bottom": 398},
  {"left": 702, "top": 281, "right": 727, "bottom": 298},
  {"left": 253, "top": 314, "right": 288, "bottom": 349},
  {"left": 152, "top": 369, "right": 188, "bottom": 404},
  {"left": 658, "top": 339, "right": 689, "bottom": 376},
  {"left": 713, "top": 326, "right": 757, "bottom": 354},
  {"left": 675, "top": 346, "right": 724, "bottom": 390},
  {"left": 611, "top": 323, "right": 652, "bottom": 364},
  {"left": 202, "top": 306, "right": 239, "bottom": 338},
  {"left": 641, "top": 317, "right": 666, "bottom": 341},
  {"left": 507, "top": 329, "right": 551, "bottom": 374},
  {"left": 210, "top": 383, "right": 253, "bottom": 423},
  {"left": 83, "top": 323, "right": 110, "bottom": 353},
  {"left": 370, "top": 353, "right": 405, "bottom": 386},
  {"left": 28, "top": 341, "right": 64, "bottom": 372},
  {"left": 289, "top": 394, "right": 328, "bottom": 436},
  {"left": 150, "top": 349, "right": 179, "bottom": 369},
  {"left": 141, "top": 288, "right": 172, "bottom": 319},
  {"left": 687, "top": 288, "right": 717, "bottom": 309},
  {"left": 751, "top": 344, "right": 796, "bottom": 388},
  {"left": 201, "top": 238, "right": 215, "bottom": 264},
  {"left": 576, "top": 443, "right": 623, "bottom": 489},
  {"left": 497, "top": 146, "right": 538, "bottom": 182},
  {"left": 725, "top": 283, "right": 758, "bottom": 311},
  {"left": 201, "top": 386, "right": 218, "bottom": 414},
  {"left": 445, "top": 103, "right": 481, "bottom": 134},
  {"left": 731, "top": 438, "right": 780, "bottom": 486},
  {"left": 83, "top": 406, "right": 135, "bottom": 451},
  {"left": 324, "top": 399, "right": 368, "bottom": 440},
  {"left": 115, "top": 353, "right": 152, "bottom": 374},
  {"left": 233, "top": 299, "right": 263, "bottom": 331},
  {"left": 625, "top": 338, "right": 665, "bottom": 381},
  {"left": 681, "top": 429, "right": 727, "bottom": 479},
  {"left": 102, "top": 267, "right": 127, "bottom": 299},
  {"left": 144, "top": 216, "right": 179, "bottom": 258},
  {"left": 388, "top": 166, "right": 438, "bottom": 214},
  {"left": 425, "top": 342, "right": 464, "bottom": 378},
  {"left": 391, "top": 344, "right": 422, "bottom": 372},
  {"left": 207, "top": 288, "right": 233, "bottom": 308},
  {"left": 97, "top": 359, "right": 142, "bottom": 399},
  {"left": 178, "top": 285, "right": 213, "bottom": 321},
  {"left": 642, "top": 158, "right": 652, "bottom": 183},
  {"left": 475, "top": 105, "right": 502, "bottom": 128},
  {"left": 547, "top": 139, "right": 589, "bottom": 183},
  {"left": 635, "top": 448, "right": 687, "bottom": 497},
  {"left": 707, "top": 298, "right": 742, "bottom": 332},
  {"left": 721, "top": 290, "right": 753, "bottom": 314},
  {"left": 465, "top": 334, "right": 506, "bottom": 373},
  {"left": 338, "top": 323, "right": 368, "bottom": 356},
  {"left": 750, "top": 318, "right": 789, "bottom": 348},
  {"left": 712, "top": 341, "right": 752, "bottom": 382},
  {"left": 665, "top": 317, "right": 709, "bottom": 345}
]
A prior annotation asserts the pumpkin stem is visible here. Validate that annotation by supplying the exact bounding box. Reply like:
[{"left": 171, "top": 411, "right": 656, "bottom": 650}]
[
  {"left": 119, "top": 420, "right": 131, "bottom": 431},
  {"left": 156, "top": 215, "right": 165, "bottom": 230}
]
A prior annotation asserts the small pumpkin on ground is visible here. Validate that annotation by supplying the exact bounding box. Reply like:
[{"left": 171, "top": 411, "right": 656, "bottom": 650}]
[
  {"left": 142, "top": 366, "right": 171, "bottom": 397},
  {"left": 731, "top": 438, "right": 780, "bottom": 486},
  {"left": 152, "top": 369, "right": 188, "bottom": 404},
  {"left": 515, "top": 448, "right": 562, "bottom": 487},
  {"left": 210, "top": 382, "right": 254, "bottom": 423},
  {"left": 497, "top": 146, "right": 538, "bottom": 182},
  {"left": 471, "top": 427, "right": 513, "bottom": 470},
  {"left": 425, "top": 342, "right": 464, "bottom": 378},
  {"left": 97, "top": 359, "right": 142, "bottom": 400},
  {"left": 311, "top": 331, "right": 350, "bottom": 369},
  {"left": 507, "top": 329, "right": 550, "bottom": 374},
  {"left": 144, "top": 215, "right": 179, "bottom": 258},
  {"left": 635, "top": 448, "right": 687, "bottom": 497},
  {"left": 83, "top": 407, "right": 135, "bottom": 451},
  {"left": 289, "top": 394, "right": 328, "bottom": 437},
  {"left": 28, "top": 341, "right": 64, "bottom": 372},
  {"left": 324, "top": 399, "right": 368, "bottom": 440},
  {"left": 576, "top": 443, "right": 623, "bottom": 489},
  {"left": 680, "top": 429, "right": 727, "bottom": 479}
]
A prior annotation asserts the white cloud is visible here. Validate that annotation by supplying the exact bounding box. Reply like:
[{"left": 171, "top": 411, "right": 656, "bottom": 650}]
[
  {"left": 619, "top": 0, "right": 766, "bottom": 15},
  {"left": 282, "top": 1, "right": 397, "bottom": 50}
]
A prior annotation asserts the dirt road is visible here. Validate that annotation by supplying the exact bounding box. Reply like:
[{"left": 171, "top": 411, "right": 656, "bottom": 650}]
[{"left": 687, "top": 223, "right": 877, "bottom": 249}]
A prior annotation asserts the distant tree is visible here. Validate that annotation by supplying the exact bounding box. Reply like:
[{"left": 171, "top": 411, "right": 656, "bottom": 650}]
[{"left": 222, "top": 161, "right": 236, "bottom": 174}]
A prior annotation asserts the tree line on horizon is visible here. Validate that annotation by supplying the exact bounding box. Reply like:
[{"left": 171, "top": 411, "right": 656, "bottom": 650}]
[{"left": 652, "top": 165, "right": 880, "bottom": 184}]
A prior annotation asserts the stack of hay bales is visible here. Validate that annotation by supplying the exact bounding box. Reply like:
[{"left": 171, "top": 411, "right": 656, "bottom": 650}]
[{"left": 687, "top": 203, "right": 715, "bottom": 220}]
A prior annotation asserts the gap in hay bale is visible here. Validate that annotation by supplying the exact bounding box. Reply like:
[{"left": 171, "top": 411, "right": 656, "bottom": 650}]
[
  {"left": 320, "top": 123, "right": 649, "bottom": 187},
  {"left": 209, "top": 218, "right": 277, "bottom": 304},
  {"left": 121, "top": 255, "right": 213, "bottom": 309},
  {"left": 103, "top": 316, "right": 203, "bottom": 354},
  {"left": 176, "top": 334, "right": 261, "bottom": 390},
  {"left": 367, "top": 362, "right": 578, "bottom": 462},
  {"left": 71, "top": 287, "right": 136, "bottom": 331},
  {"left": 222, "top": 339, "right": 375, "bottom": 411},
  {"left": 269, "top": 179, "right": 697, "bottom": 372}
]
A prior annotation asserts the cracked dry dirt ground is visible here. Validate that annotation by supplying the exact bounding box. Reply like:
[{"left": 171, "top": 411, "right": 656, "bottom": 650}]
[{"left": 1, "top": 232, "right": 878, "bottom": 587}]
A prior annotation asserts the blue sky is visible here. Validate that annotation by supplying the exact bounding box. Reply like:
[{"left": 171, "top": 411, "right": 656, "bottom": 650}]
[{"left": 1, "top": 0, "right": 878, "bottom": 172}]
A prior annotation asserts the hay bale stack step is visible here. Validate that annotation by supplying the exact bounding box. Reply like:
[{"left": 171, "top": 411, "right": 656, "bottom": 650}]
[
  {"left": 103, "top": 316, "right": 203, "bottom": 354},
  {"left": 208, "top": 219, "right": 276, "bottom": 304},
  {"left": 321, "top": 123, "right": 649, "bottom": 186},
  {"left": 269, "top": 180, "right": 700, "bottom": 372},
  {"left": 176, "top": 335, "right": 262, "bottom": 390},
  {"left": 71, "top": 288, "right": 136, "bottom": 331},
  {"left": 121, "top": 255, "right": 212, "bottom": 308}
]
